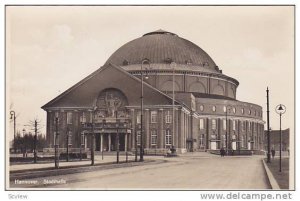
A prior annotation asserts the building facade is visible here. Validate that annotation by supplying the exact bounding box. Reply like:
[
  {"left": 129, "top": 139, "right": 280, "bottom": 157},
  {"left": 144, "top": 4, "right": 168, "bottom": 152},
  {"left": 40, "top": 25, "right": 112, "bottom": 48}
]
[
  {"left": 264, "top": 129, "right": 290, "bottom": 151},
  {"left": 42, "top": 30, "right": 265, "bottom": 154}
]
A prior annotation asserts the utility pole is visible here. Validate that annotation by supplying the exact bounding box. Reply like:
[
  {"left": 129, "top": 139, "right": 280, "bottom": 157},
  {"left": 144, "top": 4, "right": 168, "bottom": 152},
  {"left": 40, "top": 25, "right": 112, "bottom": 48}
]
[
  {"left": 34, "top": 120, "right": 37, "bottom": 163},
  {"left": 266, "top": 87, "right": 271, "bottom": 163},
  {"left": 55, "top": 117, "right": 59, "bottom": 169},
  {"left": 66, "top": 127, "right": 70, "bottom": 162}
]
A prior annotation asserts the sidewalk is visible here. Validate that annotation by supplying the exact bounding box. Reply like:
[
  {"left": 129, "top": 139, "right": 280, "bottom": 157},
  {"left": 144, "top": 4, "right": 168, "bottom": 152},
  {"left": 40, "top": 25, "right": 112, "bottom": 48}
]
[{"left": 10, "top": 154, "right": 137, "bottom": 172}]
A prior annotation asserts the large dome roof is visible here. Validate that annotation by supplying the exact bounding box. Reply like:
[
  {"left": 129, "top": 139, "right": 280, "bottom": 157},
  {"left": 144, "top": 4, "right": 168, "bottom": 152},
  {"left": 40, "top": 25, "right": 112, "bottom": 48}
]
[{"left": 105, "top": 30, "right": 219, "bottom": 73}]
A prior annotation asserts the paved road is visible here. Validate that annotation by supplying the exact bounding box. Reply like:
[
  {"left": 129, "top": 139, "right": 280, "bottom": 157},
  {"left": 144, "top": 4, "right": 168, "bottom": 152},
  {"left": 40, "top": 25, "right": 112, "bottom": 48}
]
[{"left": 10, "top": 153, "right": 270, "bottom": 190}]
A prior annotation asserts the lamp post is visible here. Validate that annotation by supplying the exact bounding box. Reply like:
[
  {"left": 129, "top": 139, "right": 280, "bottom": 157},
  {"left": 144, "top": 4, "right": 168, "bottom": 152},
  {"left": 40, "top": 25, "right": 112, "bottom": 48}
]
[
  {"left": 33, "top": 120, "right": 37, "bottom": 163},
  {"left": 116, "top": 111, "right": 120, "bottom": 164},
  {"left": 10, "top": 111, "right": 16, "bottom": 153},
  {"left": 275, "top": 104, "right": 286, "bottom": 172},
  {"left": 91, "top": 106, "right": 97, "bottom": 166},
  {"left": 170, "top": 62, "right": 176, "bottom": 150},
  {"left": 54, "top": 117, "right": 59, "bottom": 169},
  {"left": 266, "top": 87, "right": 271, "bottom": 163},
  {"left": 225, "top": 105, "right": 232, "bottom": 155},
  {"left": 140, "top": 58, "right": 150, "bottom": 162},
  {"left": 66, "top": 127, "right": 70, "bottom": 162}
]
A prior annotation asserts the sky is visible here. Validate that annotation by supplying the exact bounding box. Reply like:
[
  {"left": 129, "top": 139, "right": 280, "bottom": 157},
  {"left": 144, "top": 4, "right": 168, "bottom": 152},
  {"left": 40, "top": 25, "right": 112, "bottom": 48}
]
[{"left": 6, "top": 6, "right": 294, "bottom": 140}]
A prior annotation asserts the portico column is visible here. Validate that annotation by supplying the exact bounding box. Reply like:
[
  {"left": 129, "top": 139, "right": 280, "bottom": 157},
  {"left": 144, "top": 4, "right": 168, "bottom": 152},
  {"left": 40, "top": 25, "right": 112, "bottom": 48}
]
[
  {"left": 100, "top": 134, "right": 103, "bottom": 152},
  {"left": 125, "top": 134, "right": 128, "bottom": 152},
  {"left": 108, "top": 134, "right": 111, "bottom": 151}
]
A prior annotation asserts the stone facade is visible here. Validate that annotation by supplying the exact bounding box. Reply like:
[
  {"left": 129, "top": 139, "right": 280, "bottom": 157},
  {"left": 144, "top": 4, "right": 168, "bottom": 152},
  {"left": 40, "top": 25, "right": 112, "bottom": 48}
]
[{"left": 42, "top": 30, "right": 265, "bottom": 154}]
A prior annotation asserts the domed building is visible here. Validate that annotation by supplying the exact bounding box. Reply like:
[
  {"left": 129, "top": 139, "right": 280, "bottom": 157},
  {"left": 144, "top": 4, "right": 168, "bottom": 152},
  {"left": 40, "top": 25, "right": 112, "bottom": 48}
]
[{"left": 42, "top": 30, "right": 265, "bottom": 155}]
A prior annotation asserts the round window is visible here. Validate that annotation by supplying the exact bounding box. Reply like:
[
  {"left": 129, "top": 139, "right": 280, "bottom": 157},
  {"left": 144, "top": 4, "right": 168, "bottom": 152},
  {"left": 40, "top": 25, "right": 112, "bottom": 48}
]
[{"left": 200, "top": 105, "right": 204, "bottom": 111}]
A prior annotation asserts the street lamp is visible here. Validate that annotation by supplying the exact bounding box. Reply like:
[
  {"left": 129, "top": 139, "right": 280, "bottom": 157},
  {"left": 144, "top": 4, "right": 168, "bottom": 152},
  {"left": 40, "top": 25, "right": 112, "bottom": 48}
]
[
  {"left": 66, "top": 127, "right": 70, "bottom": 162},
  {"left": 275, "top": 104, "right": 286, "bottom": 172},
  {"left": 140, "top": 58, "right": 150, "bottom": 162},
  {"left": 225, "top": 105, "right": 232, "bottom": 155},
  {"left": 170, "top": 62, "right": 176, "bottom": 150},
  {"left": 54, "top": 117, "right": 60, "bottom": 169},
  {"left": 116, "top": 111, "right": 120, "bottom": 164},
  {"left": 10, "top": 111, "right": 16, "bottom": 153},
  {"left": 91, "top": 106, "right": 97, "bottom": 166}
]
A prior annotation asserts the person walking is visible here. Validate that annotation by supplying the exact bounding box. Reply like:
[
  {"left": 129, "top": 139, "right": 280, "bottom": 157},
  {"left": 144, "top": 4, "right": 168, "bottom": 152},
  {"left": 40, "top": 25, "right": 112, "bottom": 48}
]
[
  {"left": 220, "top": 147, "right": 225, "bottom": 157},
  {"left": 271, "top": 148, "right": 275, "bottom": 159}
]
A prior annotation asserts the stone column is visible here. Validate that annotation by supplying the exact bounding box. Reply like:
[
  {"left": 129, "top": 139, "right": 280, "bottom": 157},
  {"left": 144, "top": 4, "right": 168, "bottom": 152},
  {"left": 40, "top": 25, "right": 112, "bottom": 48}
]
[
  {"left": 125, "top": 134, "right": 128, "bottom": 152},
  {"left": 108, "top": 134, "right": 111, "bottom": 152},
  {"left": 100, "top": 134, "right": 103, "bottom": 152}
]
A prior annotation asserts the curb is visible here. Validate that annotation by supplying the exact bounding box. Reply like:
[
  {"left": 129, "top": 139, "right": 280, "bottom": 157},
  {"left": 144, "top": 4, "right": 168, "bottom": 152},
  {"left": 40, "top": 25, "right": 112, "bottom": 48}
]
[
  {"left": 9, "top": 160, "right": 164, "bottom": 181},
  {"left": 262, "top": 159, "right": 280, "bottom": 190}
]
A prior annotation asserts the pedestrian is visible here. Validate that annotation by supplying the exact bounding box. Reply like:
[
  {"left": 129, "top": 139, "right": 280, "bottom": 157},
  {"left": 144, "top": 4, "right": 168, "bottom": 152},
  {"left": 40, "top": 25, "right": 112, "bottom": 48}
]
[
  {"left": 271, "top": 148, "right": 275, "bottom": 159},
  {"left": 220, "top": 147, "right": 225, "bottom": 157}
]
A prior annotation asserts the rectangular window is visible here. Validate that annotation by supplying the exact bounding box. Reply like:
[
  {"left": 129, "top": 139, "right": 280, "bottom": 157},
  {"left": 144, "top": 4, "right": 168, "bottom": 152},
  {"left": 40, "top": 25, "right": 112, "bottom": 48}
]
[
  {"left": 165, "top": 111, "right": 172, "bottom": 124},
  {"left": 254, "top": 122, "right": 256, "bottom": 131},
  {"left": 199, "top": 119, "right": 204, "bottom": 130},
  {"left": 81, "top": 134, "right": 85, "bottom": 146},
  {"left": 67, "top": 112, "right": 73, "bottom": 124},
  {"left": 137, "top": 130, "right": 141, "bottom": 145},
  {"left": 199, "top": 134, "right": 204, "bottom": 148},
  {"left": 248, "top": 121, "right": 251, "bottom": 131},
  {"left": 212, "top": 119, "right": 216, "bottom": 130},
  {"left": 241, "top": 121, "right": 245, "bottom": 131},
  {"left": 165, "top": 129, "right": 172, "bottom": 146},
  {"left": 136, "top": 112, "right": 141, "bottom": 124},
  {"left": 223, "top": 119, "right": 226, "bottom": 130},
  {"left": 151, "top": 111, "right": 158, "bottom": 123},
  {"left": 151, "top": 130, "right": 157, "bottom": 145},
  {"left": 80, "top": 112, "right": 86, "bottom": 123},
  {"left": 68, "top": 131, "right": 72, "bottom": 145},
  {"left": 241, "top": 135, "right": 245, "bottom": 147},
  {"left": 232, "top": 120, "right": 236, "bottom": 131}
]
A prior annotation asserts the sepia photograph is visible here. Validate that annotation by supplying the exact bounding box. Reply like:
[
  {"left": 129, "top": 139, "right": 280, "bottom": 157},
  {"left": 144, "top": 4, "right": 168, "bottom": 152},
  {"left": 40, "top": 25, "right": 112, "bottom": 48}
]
[{"left": 5, "top": 5, "right": 294, "bottom": 191}]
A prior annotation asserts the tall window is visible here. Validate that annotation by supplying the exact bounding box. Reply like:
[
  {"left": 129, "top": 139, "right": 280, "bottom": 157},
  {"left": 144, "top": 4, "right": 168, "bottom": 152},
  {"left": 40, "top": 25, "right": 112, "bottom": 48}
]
[
  {"left": 165, "top": 111, "right": 172, "bottom": 123},
  {"left": 67, "top": 112, "right": 73, "bottom": 124},
  {"left": 254, "top": 122, "right": 256, "bottom": 131},
  {"left": 232, "top": 120, "right": 236, "bottom": 131},
  {"left": 67, "top": 131, "right": 72, "bottom": 145},
  {"left": 222, "top": 134, "right": 226, "bottom": 148},
  {"left": 199, "top": 134, "right": 204, "bottom": 148},
  {"left": 151, "top": 111, "right": 158, "bottom": 123},
  {"left": 199, "top": 119, "right": 204, "bottom": 130},
  {"left": 212, "top": 119, "right": 217, "bottom": 130},
  {"left": 165, "top": 129, "right": 172, "bottom": 146},
  {"left": 223, "top": 119, "right": 226, "bottom": 130},
  {"left": 151, "top": 130, "right": 157, "bottom": 145},
  {"left": 241, "top": 121, "right": 245, "bottom": 131},
  {"left": 81, "top": 134, "right": 85, "bottom": 146},
  {"left": 137, "top": 130, "right": 141, "bottom": 145},
  {"left": 248, "top": 121, "right": 251, "bottom": 131},
  {"left": 80, "top": 112, "right": 86, "bottom": 123},
  {"left": 241, "top": 135, "right": 245, "bottom": 148},
  {"left": 136, "top": 112, "right": 141, "bottom": 124}
]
